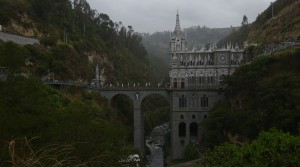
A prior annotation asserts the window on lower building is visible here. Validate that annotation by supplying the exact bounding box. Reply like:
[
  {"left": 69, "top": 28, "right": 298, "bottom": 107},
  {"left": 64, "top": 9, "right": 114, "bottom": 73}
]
[
  {"left": 201, "top": 95, "right": 208, "bottom": 107},
  {"left": 181, "top": 78, "right": 185, "bottom": 89},
  {"left": 189, "top": 122, "right": 198, "bottom": 137},
  {"left": 179, "top": 122, "right": 186, "bottom": 137},
  {"left": 173, "top": 78, "right": 177, "bottom": 89},
  {"left": 179, "top": 95, "right": 187, "bottom": 108}
]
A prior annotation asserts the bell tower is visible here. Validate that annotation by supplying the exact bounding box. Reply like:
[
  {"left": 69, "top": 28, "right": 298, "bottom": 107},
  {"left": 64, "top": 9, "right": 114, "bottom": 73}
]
[{"left": 170, "top": 11, "right": 187, "bottom": 53}]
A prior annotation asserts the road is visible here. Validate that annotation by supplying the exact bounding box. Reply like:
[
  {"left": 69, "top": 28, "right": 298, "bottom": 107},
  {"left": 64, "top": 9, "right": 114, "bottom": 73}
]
[{"left": 0, "top": 32, "right": 39, "bottom": 45}]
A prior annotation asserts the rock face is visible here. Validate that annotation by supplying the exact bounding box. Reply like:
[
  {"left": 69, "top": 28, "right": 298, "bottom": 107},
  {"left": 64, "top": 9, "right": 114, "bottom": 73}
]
[
  {"left": 4, "top": 14, "right": 43, "bottom": 38},
  {"left": 87, "top": 51, "right": 115, "bottom": 84}
]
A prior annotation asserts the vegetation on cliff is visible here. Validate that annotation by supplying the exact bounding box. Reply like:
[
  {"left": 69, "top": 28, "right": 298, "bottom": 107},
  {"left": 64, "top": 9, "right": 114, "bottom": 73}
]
[
  {"left": 0, "top": 77, "right": 136, "bottom": 166},
  {"left": 203, "top": 129, "right": 300, "bottom": 167},
  {"left": 203, "top": 47, "right": 300, "bottom": 144},
  {"left": 248, "top": 0, "right": 300, "bottom": 43},
  {"left": 219, "top": 0, "right": 300, "bottom": 47},
  {"left": 0, "top": 0, "right": 150, "bottom": 84}
]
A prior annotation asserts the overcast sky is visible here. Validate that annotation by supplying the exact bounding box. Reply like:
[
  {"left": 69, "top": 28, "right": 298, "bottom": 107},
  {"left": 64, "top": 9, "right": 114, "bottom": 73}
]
[{"left": 87, "top": 0, "right": 273, "bottom": 33}]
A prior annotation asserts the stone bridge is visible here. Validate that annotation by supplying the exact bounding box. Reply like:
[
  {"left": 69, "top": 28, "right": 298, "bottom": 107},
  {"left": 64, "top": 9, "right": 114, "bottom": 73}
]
[
  {"left": 45, "top": 82, "right": 170, "bottom": 153},
  {"left": 45, "top": 82, "right": 224, "bottom": 158},
  {"left": 97, "top": 88, "right": 170, "bottom": 153}
]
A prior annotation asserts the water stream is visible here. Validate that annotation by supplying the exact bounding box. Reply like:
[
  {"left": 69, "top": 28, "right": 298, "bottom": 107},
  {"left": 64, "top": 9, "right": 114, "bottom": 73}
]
[{"left": 146, "top": 123, "right": 169, "bottom": 167}]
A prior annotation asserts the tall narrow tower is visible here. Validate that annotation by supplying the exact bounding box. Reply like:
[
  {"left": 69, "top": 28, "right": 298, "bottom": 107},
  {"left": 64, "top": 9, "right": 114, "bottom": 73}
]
[
  {"left": 170, "top": 11, "right": 186, "bottom": 53},
  {"left": 175, "top": 10, "right": 181, "bottom": 34}
]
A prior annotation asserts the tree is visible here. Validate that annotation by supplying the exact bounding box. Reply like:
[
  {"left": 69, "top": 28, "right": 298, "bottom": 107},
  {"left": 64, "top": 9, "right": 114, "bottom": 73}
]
[
  {"left": 241, "top": 15, "right": 248, "bottom": 27},
  {"left": 0, "top": 42, "right": 27, "bottom": 73},
  {"left": 203, "top": 130, "right": 300, "bottom": 167}
]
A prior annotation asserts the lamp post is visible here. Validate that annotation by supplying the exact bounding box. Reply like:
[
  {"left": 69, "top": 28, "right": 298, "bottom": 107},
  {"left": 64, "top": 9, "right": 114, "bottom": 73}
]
[{"left": 271, "top": 2, "right": 274, "bottom": 17}]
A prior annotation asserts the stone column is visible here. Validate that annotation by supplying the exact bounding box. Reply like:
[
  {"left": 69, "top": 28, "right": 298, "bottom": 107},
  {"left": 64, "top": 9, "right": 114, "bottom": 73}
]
[{"left": 133, "top": 98, "right": 144, "bottom": 155}]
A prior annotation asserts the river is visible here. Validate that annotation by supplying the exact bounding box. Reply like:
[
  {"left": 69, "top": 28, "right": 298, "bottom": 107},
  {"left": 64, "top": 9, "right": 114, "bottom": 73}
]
[{"left": 146, "top": 123, "right": 169, "bottom": 167}]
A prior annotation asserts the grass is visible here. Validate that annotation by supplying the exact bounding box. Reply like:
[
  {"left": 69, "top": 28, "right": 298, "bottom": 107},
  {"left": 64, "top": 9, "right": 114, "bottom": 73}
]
[{"left": 1, "top": 137, "right": 98, "bottom": 167}]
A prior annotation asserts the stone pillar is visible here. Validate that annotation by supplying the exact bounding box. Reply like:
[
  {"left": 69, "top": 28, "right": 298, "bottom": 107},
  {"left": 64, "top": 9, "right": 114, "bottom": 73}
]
[{"left": 133, "top": 99, "right": 144, "bottom": 154}]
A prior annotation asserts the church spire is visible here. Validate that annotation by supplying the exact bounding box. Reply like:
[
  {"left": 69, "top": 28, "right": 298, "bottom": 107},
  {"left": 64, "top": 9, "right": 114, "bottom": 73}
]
[{"left": 175, "top": 10, "right": 181, "bottom": 33}]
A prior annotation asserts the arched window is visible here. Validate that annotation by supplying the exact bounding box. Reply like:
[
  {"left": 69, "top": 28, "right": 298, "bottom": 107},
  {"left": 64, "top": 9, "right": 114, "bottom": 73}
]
[
  {"left": 180, "top": 115, "right": 184, "bottom": 119},
  {"left": 190, "top": 122, "right": 198, "bottom": 137},
  {"left": 188, "top": 97, "right": 193, "bottom": 107},
  {"left": 201, "top": 94, "right": 208, "bottom": 107},
  {"left": 192, "top": 77, "right": 196, "bottom": 84},
  {"left": 202, "top": 76, "right": 206, "bottom": 84},
  {"left": 173, "top": 78, "right": 177, "bottom": 89},
  {"left": 179, "top": 122, "right": 186, "bottom": 137},
  {"left": 198, "top": 76, "right": 202, "bottom": 85},
  {"left": 176, "top": 43, "right": 181, "bottom": 51},
  {"left": 192, "top": 115, "right": 196, "bottom": 119},
  {"left": 179, "top": 95, "right": 187, "bottom": 108},
  {"left": 181, "top": 78, "right": 185, "bottom": 89},
  {"left": 219, "top": 74, "right": 226, "bottom": 83}
]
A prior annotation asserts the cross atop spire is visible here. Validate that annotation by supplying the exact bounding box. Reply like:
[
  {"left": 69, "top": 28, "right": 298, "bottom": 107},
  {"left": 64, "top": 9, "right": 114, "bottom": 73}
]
[{"left": 175, "top": 10, "right": 181, "bottom": 34}]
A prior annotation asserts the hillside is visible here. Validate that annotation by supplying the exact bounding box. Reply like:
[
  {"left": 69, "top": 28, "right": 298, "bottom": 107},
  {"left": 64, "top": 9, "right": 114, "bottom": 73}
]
[
  {"left": 0, "top": 77, "right": 138, "bottom": 166},
  {"left": 219, "top": 0, "right": 300, "bottom": 48},
  {"left": 248, "top": 0, "right": 300, "bottom": 43},
  {"left": 217, "top": 25, "right": 251, "bottom": 47},
  {"left": 199, "top": 47, "right": 300, "bottom": 166},
  {"left": 0, "top": 0, "right": 151, "bottom": 84}
]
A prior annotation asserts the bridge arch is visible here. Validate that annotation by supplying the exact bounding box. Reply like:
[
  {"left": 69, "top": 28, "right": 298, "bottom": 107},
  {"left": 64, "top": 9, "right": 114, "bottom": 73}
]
[
  {"left": 110, "top": 94, "right": 134, "bottom": 125},
  {"left": 98, "top": 89, "right": 169, "bottom": 155},
  {"left": 141, "top": 93, "right": 170, "bottom": 138},
  {"left": 110, "top": 93, "right": 134, "bottom": 107}
]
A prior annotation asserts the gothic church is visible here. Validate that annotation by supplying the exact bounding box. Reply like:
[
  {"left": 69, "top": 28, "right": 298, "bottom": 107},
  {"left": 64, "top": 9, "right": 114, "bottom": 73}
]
[{"left": 169, "top": 11, "right": 245, "bottom": 159}]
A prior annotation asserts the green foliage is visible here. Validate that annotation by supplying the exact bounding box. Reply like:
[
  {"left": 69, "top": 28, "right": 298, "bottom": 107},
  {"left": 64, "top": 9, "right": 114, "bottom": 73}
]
[
  {"left": 248, "top": 0, "right": 299, "bottom": 43},
  {"left": 203, "top": 130, "right": 300, "bottom": 167},
  {"left": 0, "top": 9, "right": 9, "bottom": 24},
  {"left": 217, "top": 25, "right": 251, "bottom": 47},
  {"left": 241, "top": 15, "right": 248, "bottom": 27},
  {"left": 0, "top": 78, "right": 135, "bottom": 166},
  {"left": 142, "top": 95, "right": 170, "bottom": 135},
  {"left": 203, "top": 48, "right": 300, "bottom": 147},
  {"left": 0, "top": 42, "right": 28, "bottom": 73},
  {"left": 0, "top": 0, "right": 150, "bottom": 83},
  {"left": 148, "top": 55, "right": 169, "bottom": 83},
  {"left": 183, "top": 142, "right": 199, "bottom": 161},
  {"left": 254, "top": 0, "right": 297, "bottom": 26}
]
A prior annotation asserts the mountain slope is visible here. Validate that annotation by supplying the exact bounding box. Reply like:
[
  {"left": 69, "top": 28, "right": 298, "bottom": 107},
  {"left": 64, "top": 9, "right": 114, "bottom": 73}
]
[
  {"left": 0, "top": 0, "right": 150, "bottom": 84},
  {"left": 248, "top": 0, "right": 300, "bottom": 43}
]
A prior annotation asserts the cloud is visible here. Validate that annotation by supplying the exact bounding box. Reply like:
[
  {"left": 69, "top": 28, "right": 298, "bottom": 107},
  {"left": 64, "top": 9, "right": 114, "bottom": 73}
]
[{"left": 87, "top": 0, "right": 273, "bottom": 33}]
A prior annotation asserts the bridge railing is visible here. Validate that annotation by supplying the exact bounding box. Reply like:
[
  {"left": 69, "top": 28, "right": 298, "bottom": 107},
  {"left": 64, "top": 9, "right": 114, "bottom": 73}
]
[{"left": 44, "top": 81, "right": 223, "bottom": 91}]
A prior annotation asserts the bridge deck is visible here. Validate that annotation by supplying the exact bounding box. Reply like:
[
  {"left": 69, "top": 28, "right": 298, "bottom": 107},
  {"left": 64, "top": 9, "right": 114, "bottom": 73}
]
[{"left": 44, "top": 82, "right": 223, "bottom": 91}]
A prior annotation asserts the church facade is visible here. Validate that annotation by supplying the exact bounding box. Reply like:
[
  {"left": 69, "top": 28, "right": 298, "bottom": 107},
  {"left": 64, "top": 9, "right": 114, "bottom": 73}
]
[{"left": 169, "top": 12, "right": 245, "bottom": 159}]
